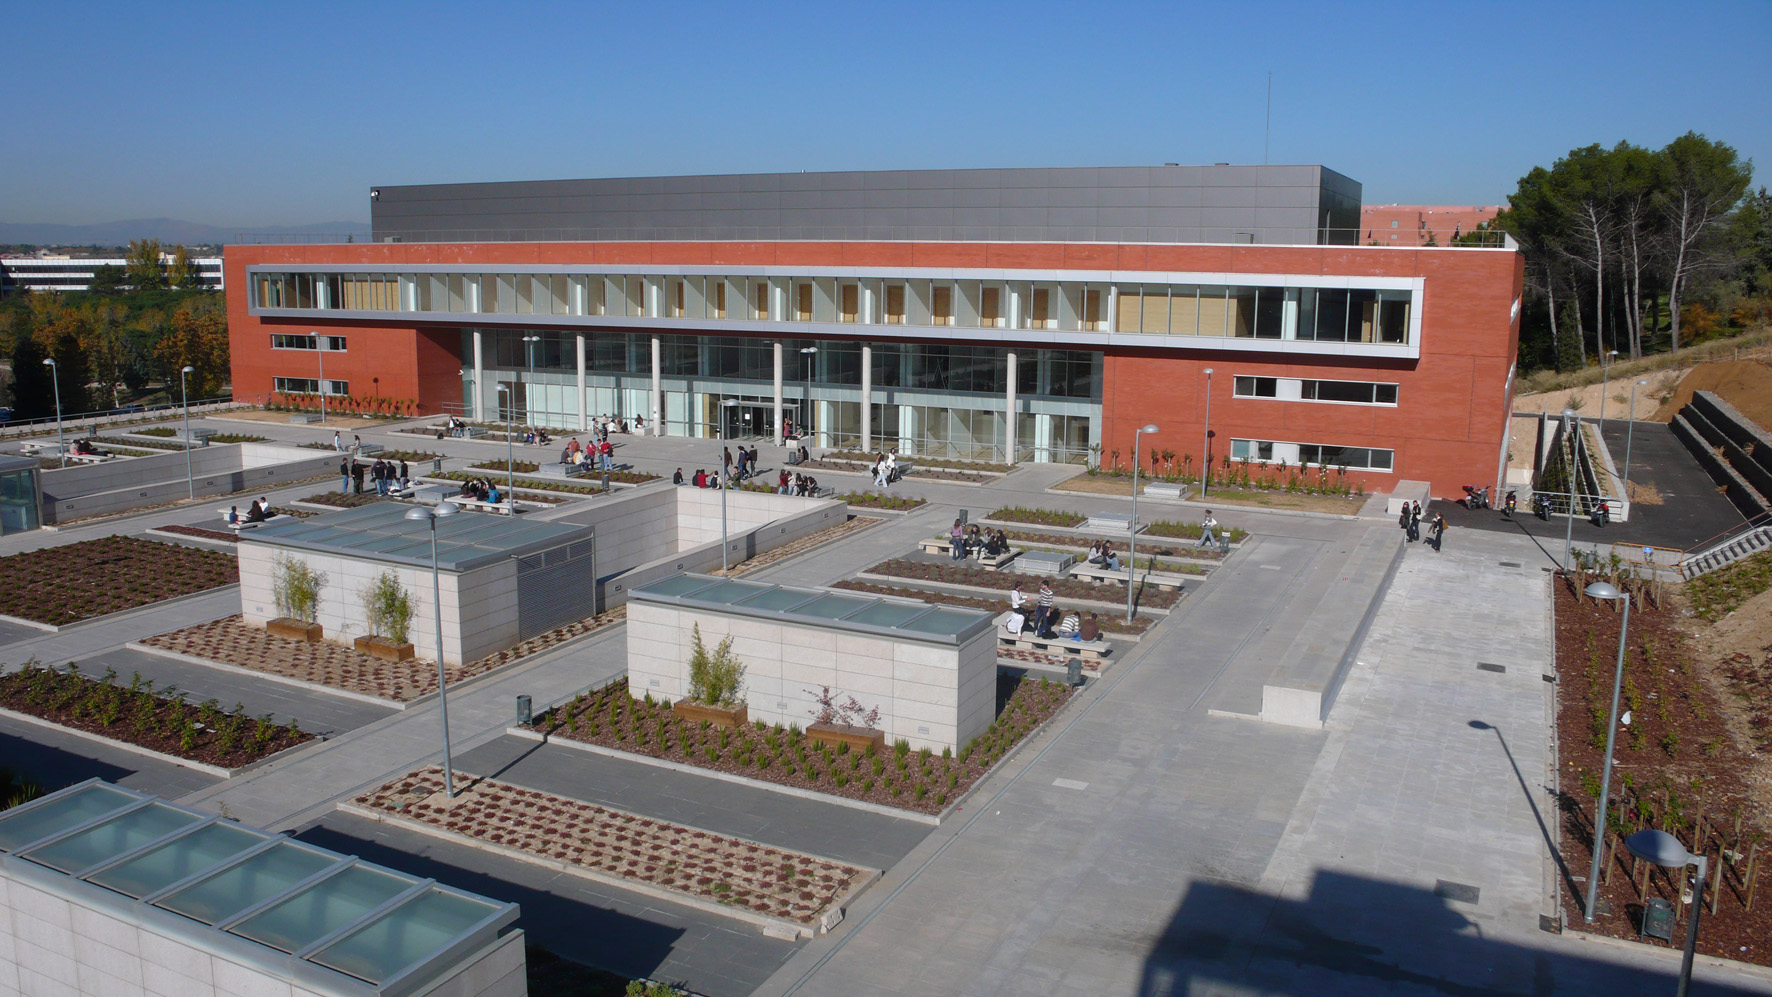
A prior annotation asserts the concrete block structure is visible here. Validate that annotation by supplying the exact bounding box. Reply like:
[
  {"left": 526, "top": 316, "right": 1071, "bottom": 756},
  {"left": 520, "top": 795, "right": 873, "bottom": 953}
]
[
  {"left": 0, "top": 780, "right": 523, "bottom": 997},
  {"left": 627, "top": 575, "right": 997, "bottom": 752},
  {"left": 225, "top": 163, "right": 1526, "bottom": 499},
  {"left": 40, "top": 443, "right": 334, "bottom": 525}
]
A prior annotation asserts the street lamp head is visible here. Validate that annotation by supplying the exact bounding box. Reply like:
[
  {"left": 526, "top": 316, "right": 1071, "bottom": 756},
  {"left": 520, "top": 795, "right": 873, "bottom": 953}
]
[
  {"left": 721, "top": 399, "right": 739, "bottom": 408},
  {"left": 1625, "top": 828, "right": 1697, "bottom": 868},
  {"left": 1202, "top": 368, "right": 1214, "bottom": 375},
  {"left": 404, "top": 500, "right": 462, "bottom": 523},
  {"left": 800, "top": 347, "right": 818, "bottom": 354},
  {"left": 1140, "top": 424, "right": 1159, "bottom": 433},
  {"left": 1636, "top": 379, "right": 1649, "bottom": 386},
  {"left": 41, "top": 358, "right": 55, "bottom": 367},
  {"left": 1584, "top": 581, "right": 1624, "bottom": 601},
  {"left": 403, "top": 507, "right": 433, "bottom": 522},
  {"left": 433, "top": 500, "right": 460, "bottom": 518},
  {"left": 181, "top": 365, "right": 194, "bottom": 374},
  {"left": 1562, "top": 407, "right": 1577, "bottom": 419}
]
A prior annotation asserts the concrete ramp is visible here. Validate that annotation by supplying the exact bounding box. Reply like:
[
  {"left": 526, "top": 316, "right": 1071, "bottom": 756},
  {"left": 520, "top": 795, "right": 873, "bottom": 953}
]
[{"left": 1204, "top": 525, "right": 1405, "bottom": 729}]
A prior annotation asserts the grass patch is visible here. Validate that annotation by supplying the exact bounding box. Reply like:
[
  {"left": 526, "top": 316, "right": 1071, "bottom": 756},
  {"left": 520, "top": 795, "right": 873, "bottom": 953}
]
[
  {"left": 986, "top": 506, "right": 1087, "bottom": 528},
  {"left": 1686, "top": 549, "right": 1772, "bottom": 620}
]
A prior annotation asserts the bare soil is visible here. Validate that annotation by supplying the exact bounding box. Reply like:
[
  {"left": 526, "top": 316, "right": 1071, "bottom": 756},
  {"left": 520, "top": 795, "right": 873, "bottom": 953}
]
[{"left": 1652, "top": 357, "right": 1772, "bottom": 430}]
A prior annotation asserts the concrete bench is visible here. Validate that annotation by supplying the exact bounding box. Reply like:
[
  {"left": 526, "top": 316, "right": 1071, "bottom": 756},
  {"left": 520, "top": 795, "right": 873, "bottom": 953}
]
[
  {"left": 354, "top": 443, "right": 384, "bottom": 456},
  {"left": 917, "top": 536, "right": 1018, "bottom": 569},
  {"left": 454, "top": 496, "right": 515, "bottom": 516},
  {"left": 996, "top": 617, "right": 1109, "bottom": 660},
  {"left": 430, "top": 424, "right": 489, "bottom": 439},
  {"left": 1083, "top": 512, "right": 1134, "bottom": 534},
  {"left": 65, "top": 452, "right": 118, "bottom": 464},
  {"left": 539, "top": 462, "right": 592, "bottom": 478},
  {"left": 1067, "top": 562, "right": 1190, "bottom": 591},
  {"left": 1014, "top": 550, "right": 1074, "bottom": 576},
  {"left": 288, "top": 413, "right": 323, "bottom": 425},
  {"left": 1143, "top": 482, "right": 1186, "bottom": 499}
]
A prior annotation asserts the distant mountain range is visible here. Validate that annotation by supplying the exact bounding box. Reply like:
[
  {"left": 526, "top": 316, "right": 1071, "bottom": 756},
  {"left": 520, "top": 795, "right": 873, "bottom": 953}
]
[{"left": 0, "top": 218, "right": 372, "bottom": 247}]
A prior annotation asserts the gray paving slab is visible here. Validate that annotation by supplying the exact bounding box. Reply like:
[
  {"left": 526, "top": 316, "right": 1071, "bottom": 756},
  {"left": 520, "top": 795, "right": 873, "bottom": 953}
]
[
  {"left": 299, "top": 810, "right": 797, "bottom": 997},
  {"left": 0, "top": 712, "right": 221, "bottom": 800},
  {"left": 454, "top": 735, "right": 933, "bottom": 870}
]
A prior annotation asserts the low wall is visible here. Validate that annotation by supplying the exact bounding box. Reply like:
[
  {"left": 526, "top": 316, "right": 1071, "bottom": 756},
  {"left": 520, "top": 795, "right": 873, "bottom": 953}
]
[
  {"left": 1687, "top": 392, "right": 1772, "bottom": 510},
  {"left": 1672, "top": 414, "right": 1767, "bottom": 519},
  {"left": 40, "top": 443, "right": 334, "bottom": 524}
]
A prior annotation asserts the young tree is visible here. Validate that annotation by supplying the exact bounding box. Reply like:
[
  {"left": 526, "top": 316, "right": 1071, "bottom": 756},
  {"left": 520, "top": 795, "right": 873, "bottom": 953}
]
[
  {"left": 124, "top": 238, "right": 166, "bottom": 290},
  {"left": 1656, "top": 132, "right": 1754, "bottom": 352},
  {"left": 83, "top": 300, "right": 131, "bottom": 408},
  {"left": 86, "top": 265, "right": 128, "bottom": 296},
  {"left": 153, "top": 303, "right": 229, "bottom": 398},
  {"left": 167, "top": 245, "right": 199, "bottom": 289}
]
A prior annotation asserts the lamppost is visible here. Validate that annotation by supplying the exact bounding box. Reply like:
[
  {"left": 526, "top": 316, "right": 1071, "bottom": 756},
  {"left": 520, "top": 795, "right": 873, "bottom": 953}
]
[
  {"left": 180, "top": 365, "right": 195, "bottom": 499},
  {"left": 1562, "top": 407, "right": 1578, "bottom": 570},
  {"left": 1599, "top": 349, "right": 1618, "bottom": 425},
  {"left": 799, "top": 346, "right": 818, "bottom": 446},
  {"left": 1624, "top": 828, "right": 1708, "bottom": 997},
  {"left": 405, "top": 500, "right": 462, "bottom": 796},
  {"left": 1581, "top": 580, "right": 1632, "bottom": 924},
  {"left": 1128, "top": 424, "right": 1159, "bottom": 622},
  {"left": 314, "top": 333, "right": 328, "bottom": 425},
  {"left": 494, "top": 385, "right": 515, "bottom": 505},
  {"left": 522, "top": 335, "right": 542, "bottom": 430},
  {"left": 1622, "top": 379, "right": 1649, "bottom": 491},
  {"left": 1200, "top": 369, "right": 1214, "bottom": 498},
  {"left": 719, "top": 398, "right": 738, "bottom": 573},
  {"left": 42, "top": 358, "right": 63, "bottom": 468}
]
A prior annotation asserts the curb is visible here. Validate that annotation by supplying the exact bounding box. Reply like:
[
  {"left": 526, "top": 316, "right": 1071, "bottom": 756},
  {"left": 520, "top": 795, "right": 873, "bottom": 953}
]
[
  {"left": 974, "top": 517, "right": 1249, "bottom": 549},
  {"left": 335, "top": 798, "right": 881, "bottom": 940},
  {"left": 144, "top": 527, "right": 239, "bottom": 551},
  {"left": 0, "top": 704, "right": 289, "bottom": 780},
  {"left": 124, "top": 641, "right": 411, "bottom": 710},
  {"left": 851, "top": 572, "right": 1174, "bottom": 617},
  {"left": 504, "top": 726, "right": 942, "bottom": 826},
  {"left": 0, "top": 584, "right": 241, "bottom": 636}
]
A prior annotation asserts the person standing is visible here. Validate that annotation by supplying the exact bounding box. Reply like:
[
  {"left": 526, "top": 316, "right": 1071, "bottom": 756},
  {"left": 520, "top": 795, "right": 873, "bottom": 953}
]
[
  {"left": 884, "top": 450, "right": 898, "bottom": 487},
  {"left": 1033, "top": 579, "right": 1055, "bottom": 635},
  {"left": 1409, "top": 502, "right": 1422, "bottom": 544},
  {"left": 949, "top": 519, "right": 967, "bottom": 561},
  {"left": 1197, "top": 510, "right": 1218, "bottom": 549},
  {"left": 351, "top": 460, "right": 366, "bottom": 495},
  {"left": 333, "top": 430, "right": 342, "bottom": 452},
  {"left": 339, "top": 455, "right": 351, "bottom": 494},
  {"left": 1430, "top": 513, "right": 1447, "bottom": 552},
  {"left": 1398, "top": 503, "right": 1410, "bottom": 536}
]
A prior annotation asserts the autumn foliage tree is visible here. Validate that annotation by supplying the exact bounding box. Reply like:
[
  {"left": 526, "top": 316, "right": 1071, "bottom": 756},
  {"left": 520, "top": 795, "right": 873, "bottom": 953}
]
[{"left": 153, "top": 303, "right": 229, "bottom": 398}]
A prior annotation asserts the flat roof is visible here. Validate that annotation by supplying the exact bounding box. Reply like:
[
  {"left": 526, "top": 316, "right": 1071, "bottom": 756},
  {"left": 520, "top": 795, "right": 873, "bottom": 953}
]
[
  {"left": 629, "top": 573, "right": 995, "bottom": 645},
  {"left": 0, "top": 779, "right": 518, "bottom": 997},
  {"left": 0, "top": 454, "right": 39, "bottom": 474},
  {"left": 241, "top": 502, "right": 593, "bottom": 572}
]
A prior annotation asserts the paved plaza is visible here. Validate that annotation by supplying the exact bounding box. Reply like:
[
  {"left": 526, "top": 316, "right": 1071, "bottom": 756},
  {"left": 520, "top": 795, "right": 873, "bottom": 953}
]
[{"left": 2, "top": 414, "right": 1770, "bottom": 995}]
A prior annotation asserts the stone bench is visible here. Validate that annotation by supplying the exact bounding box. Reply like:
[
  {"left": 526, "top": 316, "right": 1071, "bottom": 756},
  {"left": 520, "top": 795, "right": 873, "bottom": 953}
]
[
  {"left": 1067, "top": 562, "right": 1190, "bottom": 591},
  {"left": 539, "top": 462, "right": 592, "bottom": 478},
  {"left": 1083, "top": 512, "right": 1135, "bottom": 533},
  {"left": 354, "top": 443, "right": 384, "bottom": 456},
  {"left": 996, "top": 616, "right": 1109, "bottom": 660},
  {"left": 288, "top": 413, "right": 323, "bottom": 425},
  {"left": 429, "top": 424, "right": 489, "bottom": 439},
  {"left": 1143, "top": 482, "right": 1186, "bottom": 499},
  {"left": 453, "top": 496, "right": 514, "bottom": 516}
]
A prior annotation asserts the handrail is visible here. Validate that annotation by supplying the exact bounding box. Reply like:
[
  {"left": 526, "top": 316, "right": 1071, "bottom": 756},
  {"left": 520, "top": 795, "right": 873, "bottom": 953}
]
[
  {"left": 0, "top": 395, "right": 258, "bottom": 440},
  {"left": 1679, "top": 509, "right": 1772, "bottom": 566}
]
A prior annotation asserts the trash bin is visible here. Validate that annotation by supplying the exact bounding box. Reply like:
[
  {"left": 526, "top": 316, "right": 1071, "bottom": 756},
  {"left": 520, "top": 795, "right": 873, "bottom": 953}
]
[
  {"left": 516, "top": 695, "right": 532, "bottom": 726},
  {"left": 1065, "top": 658, "right": 1084, "bottom": 687},
  {"left": 1640, "top": 896, "right": 1674, "bottom": 942},
  {"left": 431, "top": 458, "right": 443, "bottom": 476}
]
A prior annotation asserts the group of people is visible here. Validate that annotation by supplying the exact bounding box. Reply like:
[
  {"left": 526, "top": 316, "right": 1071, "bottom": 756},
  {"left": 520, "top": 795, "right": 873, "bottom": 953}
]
[
  {"left": 946, "top": 521, "right": 1010, "bottom": 561},
  {"left": 1397, "top": 501, "right": 1447, "bottom": 550},
  {"left": 69, "top": 438, "right": 106, "bottom": 457},
  {"left": 456, "top": 477, "right": 505, "bottom": 504},
  {"left": 592, "top": 414, "right": 639, "bottom": 436},
  {"left": 339, "top": 456, "right": 411, "bottom": 496},
  {"left": 725, "top": 445, "right": 762, "bottom": 483},
  {"left": 869, "top": 451, "right": 902, "bottom": 487},
  {"left": 1005, "top": 580, "right": 1101, "bottom": 642},
  {"left": 225, "top": 498, "right": 275, "bottom": 526},
  {"left": 521, "top": 428, "right": 554, "bottom": 446},
  {"left": 332, "top": 431, "right": 366, "bottom": 453},
  {"left": 560, "top": 437, "right": 616, "bottom": 471},
  {"left": 1086, "top": 539, "right": 1122, "bottom": 571}
]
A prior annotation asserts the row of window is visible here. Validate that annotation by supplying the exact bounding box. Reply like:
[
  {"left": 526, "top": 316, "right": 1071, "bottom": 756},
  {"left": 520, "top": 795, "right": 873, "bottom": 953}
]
[
  {"left": 1230, "top": 438, "right": 1394, "bottom": 471},
  {"left": 1232, "top": 376, "right": 1399, "bottom": 405},
  {"left": 271, "top": 334, "right": 347, "bottom": 352},
  {"left": 273, "top": 377, "right": 349, "bottom": 396},
  {"left": 251, "top": 270, "right": 1416, "bottom": 345}
]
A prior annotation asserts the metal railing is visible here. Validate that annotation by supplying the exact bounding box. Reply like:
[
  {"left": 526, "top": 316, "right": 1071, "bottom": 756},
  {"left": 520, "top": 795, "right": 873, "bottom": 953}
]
[{"left": 0, "top": 396, "right": 253, "bottom": 441}]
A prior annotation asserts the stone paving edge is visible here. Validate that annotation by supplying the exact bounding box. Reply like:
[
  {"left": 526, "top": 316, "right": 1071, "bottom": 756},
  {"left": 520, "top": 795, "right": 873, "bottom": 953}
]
[{"left": 0, "top": 704, "right": 318, "bottom": 780}]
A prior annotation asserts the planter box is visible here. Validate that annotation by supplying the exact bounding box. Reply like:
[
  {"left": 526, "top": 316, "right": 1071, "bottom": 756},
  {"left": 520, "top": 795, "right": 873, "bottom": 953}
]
[
  {"left": 671, "top": 700, "right": 749, "bottom": 728},
  {"left": 267, "top": 617, "right": 323, "bottom": 642},
  {"left": 807, "top": 722, "right": 885, "bottom": 755},
  {"left": 354, "top": 636, "right": 416, "bottom": 661}
]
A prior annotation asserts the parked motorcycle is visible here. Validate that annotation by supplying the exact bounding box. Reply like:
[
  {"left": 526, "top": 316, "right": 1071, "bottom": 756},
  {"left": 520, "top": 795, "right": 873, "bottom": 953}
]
[
  {"left": 1503, "top": 491, "right": 1517, "bottom": 519},
  {"left": 1589, "top": 500, "right": 1611, "bottom": 527},
  {"left": 1462, "top": 484, "right": 1491, "bottom": 510},
  {"left": 1533, "top": 493, "right": 1551, "bottom": 520}
]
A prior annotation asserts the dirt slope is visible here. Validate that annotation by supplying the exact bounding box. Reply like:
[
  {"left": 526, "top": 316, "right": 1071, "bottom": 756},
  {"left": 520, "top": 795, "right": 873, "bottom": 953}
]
[{"left": 1652, "top": 357, "right": 1772, "bottom": 429}]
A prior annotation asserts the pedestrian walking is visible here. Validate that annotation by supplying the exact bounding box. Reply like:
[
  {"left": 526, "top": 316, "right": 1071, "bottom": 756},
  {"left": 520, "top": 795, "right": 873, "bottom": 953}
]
[
  {"left": 333, "top": 430, "right": 342, "bottom": 452},
  {"left": 1430, "top": 513, "right": 1447, "bottom": 552},
  {"left": 1197, "top": 510, "right": 1218, "bottom": 549}
]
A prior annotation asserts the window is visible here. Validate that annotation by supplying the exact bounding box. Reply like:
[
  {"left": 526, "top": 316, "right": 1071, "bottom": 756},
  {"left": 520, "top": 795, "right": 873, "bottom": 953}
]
[
  {"left": 1082, "top": 289, "right": 1103, "bottom": 331},
  {"left": 931, "top": 285, "right": 953, "bottom": 326},
  {"left": 840, "top": 284, "right": 859, "bottom": 323},
  {"left": 672, "top": 280, "right": 686, "bottom": 318},
  {"left": 1028, "top": 288, "right": 1050, "bottom": 329},
  {"left": 884, "top": 284, "right": 905, "bottom": 324},
  {"left": 1299, "top": 443, "right": 1393, "bottom": 471},
  {"left": 980, "top": 287, "right": 1000, "bottom": 327},
  {"left": 1231, "top": 439, "right": 1274, "bottom": 461},
  {"left": 712, "top": 281, "right": 726, "bottom": 319},
  {"left": 1390, "top": 220, "right": 1399, "bottom": 228},
  {"left": 271, "top": 334, "right": 345, "bottom": 351},
  {"left": 1301, "top": 379, "right": 1399, "bottom": 405},
  {"left": 273, "top": 376, "right": 348, "bottom": 396},
  {"left": 796, "top": 283, "right": 813, "bottom": 322},
  {"left": 754, "top": 281, "right": 770, "bottom": 320},
  {"left": 1233, "top": 376, "right": 1277, "bottom": 398}
]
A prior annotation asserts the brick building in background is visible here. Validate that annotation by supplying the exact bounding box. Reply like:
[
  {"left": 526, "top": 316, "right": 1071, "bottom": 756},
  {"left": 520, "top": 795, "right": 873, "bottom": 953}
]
[
  {"left": 1360, "top": 204, "right": 1504, "bottom": 246},
  {"left": 225, "top": 166, "right": 1523, "bottom": 497}
]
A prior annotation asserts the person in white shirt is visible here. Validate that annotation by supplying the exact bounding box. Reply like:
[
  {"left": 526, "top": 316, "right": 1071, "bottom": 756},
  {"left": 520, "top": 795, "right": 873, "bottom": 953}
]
[
  {"left": 884, "top": 451, "right": 898, "bottom": 487},
  {"left": 1009, "top": 582, "right": 1027, "bottom": 614},
  {"left": 1198, "top": 511, "right": 1218, "bottom": 549}
]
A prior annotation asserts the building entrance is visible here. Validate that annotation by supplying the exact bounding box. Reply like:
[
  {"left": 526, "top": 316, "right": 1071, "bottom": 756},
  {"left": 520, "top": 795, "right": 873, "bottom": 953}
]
[{"left": 722, "top": 401, "right": 788, "bottom": 441}]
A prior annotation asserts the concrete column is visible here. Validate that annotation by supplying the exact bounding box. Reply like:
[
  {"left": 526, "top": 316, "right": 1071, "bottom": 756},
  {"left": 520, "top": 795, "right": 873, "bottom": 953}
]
[
  {"left": 773, "top": 341, "right": 784, "bottom": 443},
  {"left": 1005, "top": 351, "right": 1018, "bottom": 464},
  {"left": 860, "top": 345, "right": 872, "bottom": 452},
  {"left": 861, "top": 282, "right": 875, "bottom": 325},
  {"left": 472, "top": 330, "right": 486, "bottom": 421},
  {"left": 1106, "top": 284, "right": 1118, "bottom": 333},
  {"left": 650, "top": 336, "right": 662, "bottom": 436},
  {"left": 1008, "top": 286, "right": 1022, "bottom": 331},
  {"left": 575, "top": 334, "right": 588, "bottom": 432}
]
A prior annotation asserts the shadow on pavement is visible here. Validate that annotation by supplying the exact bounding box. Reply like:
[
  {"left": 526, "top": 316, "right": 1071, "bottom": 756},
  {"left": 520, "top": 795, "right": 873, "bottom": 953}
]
[
  {"left": 1138, "top": 869, "right": 1764, "bottom": 996},
  {"left": 0, "top": 731, "right": 137, "bottom": 793}
]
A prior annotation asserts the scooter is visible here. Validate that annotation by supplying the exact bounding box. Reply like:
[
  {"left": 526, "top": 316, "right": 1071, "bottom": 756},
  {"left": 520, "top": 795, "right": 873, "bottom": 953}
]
[
  {"left": 1533, "top": 493, "right": 1551, "bottom": 520},
  {"left": 1503, "top": 491, "right": 1517, "bottom": 519},
  {"left": 1462, "top": 484, "right": 1491, "bottom": 510},
  {"left": 1589, "top": 500, "right": 1611, "bottom": 527}
]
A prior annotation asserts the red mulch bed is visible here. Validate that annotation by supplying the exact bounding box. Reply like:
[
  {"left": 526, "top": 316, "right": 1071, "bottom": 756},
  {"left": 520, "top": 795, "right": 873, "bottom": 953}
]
[
  {"left": 0, "top": 536, "right": 237, "bottom": 625},
  {"left": 158, "top": 525, "right": 240, "bottom": 543},
  {"left": 864, "top": 558, "right": 1183, "bottom": 609},
  {"left": 0, "top": 662, "right": 309, "bottom": 768},
  {"left": 535, "top": 676, "right": 1073, "bottom": 815},
  {"left": 1552, "top": 577, "right": 1771, "bottom": 964}
]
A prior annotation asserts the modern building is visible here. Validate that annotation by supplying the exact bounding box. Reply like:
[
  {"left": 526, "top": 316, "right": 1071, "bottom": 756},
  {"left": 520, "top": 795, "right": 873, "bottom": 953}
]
[
  {"left": 225, "top": 165, "right": 1524, "bottom": 496},
  {"left": 0, "top": 254, "right": 224, "bottom": 294},
  {"left": 1360, "top": 204, "right": 1503, "bottom": 246}
]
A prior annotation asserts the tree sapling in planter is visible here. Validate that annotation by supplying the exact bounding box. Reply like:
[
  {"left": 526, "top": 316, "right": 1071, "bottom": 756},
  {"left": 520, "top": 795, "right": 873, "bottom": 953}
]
[
  {"left": 670, "top": 624, "right": 750, "bottom": 727},
  {"left": 805, "top": 685, "right": 885, "bottom": 754},
  {"left": 354, "top": 570, "right": 416, "bottom": 661},
  {"left": 267, "top": 555, "right": 326, "bottom": 642}
]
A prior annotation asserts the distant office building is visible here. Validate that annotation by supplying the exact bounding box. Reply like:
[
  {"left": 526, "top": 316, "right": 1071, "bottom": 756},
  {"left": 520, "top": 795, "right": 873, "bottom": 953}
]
[
  {"left": 1360, "top": 205, "right": 1503, "bottom": 246},
  {"left": 0, "top": 255, "right": 224, "bottom": 294},
  {"left": 227, "top": 165, "right": 1524, "bottom": 496}
]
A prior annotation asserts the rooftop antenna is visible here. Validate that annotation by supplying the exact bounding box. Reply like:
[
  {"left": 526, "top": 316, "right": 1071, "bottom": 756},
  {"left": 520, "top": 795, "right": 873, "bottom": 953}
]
[{"left": 1264, "top": 71, "right": 1272, "bottom": 165}]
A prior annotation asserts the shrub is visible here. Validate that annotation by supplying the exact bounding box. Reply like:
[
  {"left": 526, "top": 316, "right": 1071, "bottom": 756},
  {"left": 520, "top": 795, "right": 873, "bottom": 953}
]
[
  {"left": 686, "top": 624, "right": 746, "bottom": 706},
  {"left": 271, "top": 555, "right": 325, "bottom": 623},
  {"left": 361, "top": 571, "right": 414, "bottom": 644}
]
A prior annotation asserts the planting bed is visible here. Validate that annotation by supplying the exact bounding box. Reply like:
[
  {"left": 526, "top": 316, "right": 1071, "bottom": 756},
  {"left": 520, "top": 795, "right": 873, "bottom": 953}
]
[
  {"left": 825, "top": 451, "right": 1014, "bottom": 474},
  {"left": 204, "top": 433, "right": 270, "bottom": 444},
  {"left": 830, "top": 491, "right": 925, "bottom": 512},
  {"left": 470, "top": 460, "right": 543, "bottom": 474},
  {"left": 0, "top": 536, "right": 237, "bottom": 625},
  {"left": 862, "top": 558, "right": 1182, "bottom": 609},
  {"left": 1146, "top": 519, "right": 1251, "bottom": 543},
  {"left": 155, "top": 525, "right": 241, "bottom": 544},
  {"left": 986, "top": 506, "right": 1086, "bottom": 528},
  {"left": 430, "top": 470, "right": 612, "bottom": 496},
  {"left": 998, "top": 528, "right": 1226, "bottom": 562},
  {"left": 832, "top": 579, "right": 1153, "bottom": 635},
  {"left": 355, "top": 766, "right": 869, "bottom": 927},
  {"left": 134, "top": 427, "right": 178, "bottom": 437},
  {"left": 533, "top": 675, "right": 1074, "bottom": 816},
  {"left": 1552, "top": 577, "right": 1771, "bottom": 963},
  {"left": 800, "top": 457, "right": 993, "bottom": 483},
  {"left": 301, "top": 492, "right": 399, "bottom": 509},
  {"left": 92, "top": 435, "right": 188, "bottom": 452},
  {"left": 0, "top": 662, "right": 309, "bottom": 767},
  {"left": 299, "top": 443, "right": 444, "bottom": 462},
  {"left": 713, "top": 516, "right": 883, "bottom": 578},
  {"left": 141, "top": 608, "right": 627, "bottom": 702}
]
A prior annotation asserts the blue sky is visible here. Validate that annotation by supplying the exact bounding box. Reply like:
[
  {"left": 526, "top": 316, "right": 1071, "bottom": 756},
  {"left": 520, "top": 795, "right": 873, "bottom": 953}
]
[{"left": 4, "top": 0, "right": 1768, "bottom": 228}]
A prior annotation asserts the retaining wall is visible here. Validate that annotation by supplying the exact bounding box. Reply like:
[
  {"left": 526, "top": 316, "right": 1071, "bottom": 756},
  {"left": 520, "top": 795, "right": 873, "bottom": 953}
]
[{"left": 40, "top": 444, "right": 335, "bottom": 524}]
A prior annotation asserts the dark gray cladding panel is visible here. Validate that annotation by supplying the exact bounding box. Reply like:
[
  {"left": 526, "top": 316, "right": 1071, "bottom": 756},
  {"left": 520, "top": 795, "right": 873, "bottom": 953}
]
[{"left": 370, "top": 165, "right": 1362, "bottom": 246}]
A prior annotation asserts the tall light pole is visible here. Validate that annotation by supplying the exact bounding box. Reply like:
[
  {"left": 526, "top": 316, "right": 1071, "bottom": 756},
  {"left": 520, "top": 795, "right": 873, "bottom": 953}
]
[
  {"left": 719, "top": 398, "right": 738, "bottom": 572},
  {"left": 42, "top": 358, "right": 63, "bottom": 468},
  {"left": 1624, "top": 829, "right": 1708, "bottom": 997},
  {"left": 494, "top": 385, "right": 515, "bottom": 504},
  {"left": 1200, "top": 369, "right": 1214, "bottom": 498},
  {"left": 1128, "top": 424, "right": 1159, "bottom": 622},
  {"left": 522, "top": 335, "right": 542, "bottom": 430},
  {"left": 799, "top": 346, "right": 818, "bottom": 446},
  {"left": 1598, "top": 349, "right": 1618, "bottom": 426},
  {"left": 314, "top": 333, "right": 327, "bottom": 425},
  {"left": 1562, "top": 408, "right": 1578, "bottom": 569},
  {"left": 180, "top": 365, "right": 195, "bottom": 499},
  {"left": 404, "top": 500, "right": 462, "bottom": 797},
  {"left": 1622, "top": 379, "right": 1649, "bottom": 493},
  {"left": 1582, "top": 581, "right": 1632, "bottom": 924}
]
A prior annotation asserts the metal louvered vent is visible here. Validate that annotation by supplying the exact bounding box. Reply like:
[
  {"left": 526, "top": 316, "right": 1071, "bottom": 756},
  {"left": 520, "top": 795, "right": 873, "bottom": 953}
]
[{"left": 516, "top": 537, "right": 597, "bottom": 639}]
